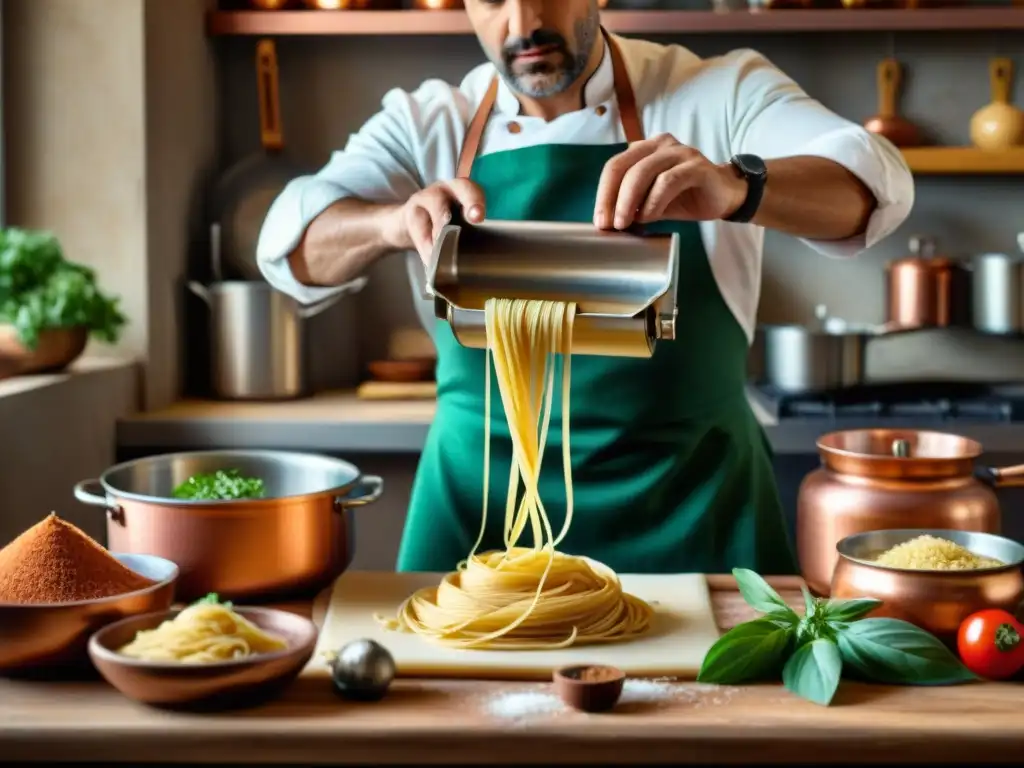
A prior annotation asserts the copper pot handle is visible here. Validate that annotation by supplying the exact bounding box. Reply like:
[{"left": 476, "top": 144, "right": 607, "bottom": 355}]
[
  {"left": 976, "top": 465, "right": 1024, "bottom": 489},
  {"left": 73, "top": 479, "right": 126, "bottom": 525},
  {"left": 334, "top": 475, "right": 384, "bottom": 510}
]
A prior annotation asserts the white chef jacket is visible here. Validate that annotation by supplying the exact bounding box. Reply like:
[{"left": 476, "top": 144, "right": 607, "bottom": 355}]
[{"left": 257, "top": 33, "right": 914, "bottom": 343}]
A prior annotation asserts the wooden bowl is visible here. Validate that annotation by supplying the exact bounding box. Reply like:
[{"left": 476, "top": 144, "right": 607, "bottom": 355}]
[
  {"left": 0, "top": 325, "right": 88, "bottom": 380},
  {"left": 0, "top": 554, "right": 179, "bottom": 676},
  {"left": 88, "top": 607, "right": 318, "bottom": 711},
  {"left": 830, "top": 529, "right": 1024, "bottom": 639},
  {"left": 366, "top": 358, "right": 435, "bottom": 383},
  {"left": 552, "top": 664, "right": 625, "bottom": 712}
]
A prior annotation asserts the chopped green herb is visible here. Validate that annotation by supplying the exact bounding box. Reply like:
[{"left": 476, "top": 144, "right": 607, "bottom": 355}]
[
  {"left": 193, "top": 593, "right": 233, "bottom": 609},
  {"left": 172, "top": 469, "right": 266, "bottom": 501},
  {"left": 0, "top": 227, "right": 126, "bottom": 349}
]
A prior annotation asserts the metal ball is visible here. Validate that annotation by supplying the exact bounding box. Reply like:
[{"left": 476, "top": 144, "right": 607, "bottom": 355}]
[{"left": 328, "top": 638, "right": 396, "bottom": 701}]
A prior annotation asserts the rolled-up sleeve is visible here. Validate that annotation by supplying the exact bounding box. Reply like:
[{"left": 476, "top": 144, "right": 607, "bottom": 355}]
[
  {"left": 726, "top": 49, "right": 914, "bottom": 258},
  {"left": 257, "top": 83, "right": 441, "bottom": 304}
]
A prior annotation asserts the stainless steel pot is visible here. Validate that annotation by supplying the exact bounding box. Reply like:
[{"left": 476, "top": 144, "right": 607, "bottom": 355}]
[
  {"left": 73, "top": 450, "right": 383, "bottom": 601},
  {"left": 758, "top": 306, "right": 872, "bottom": 393},
  {"left": 188, "top": 279, "right": 366, "bottom": 400},
  {"left": 971, "top": 236, "right": 1024, "bottom": 336}
]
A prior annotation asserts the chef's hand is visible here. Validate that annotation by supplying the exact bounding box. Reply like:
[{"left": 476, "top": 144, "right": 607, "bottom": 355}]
[
  {"left": 593, "top": 134, "right": 748, "bottom": 230},
  {"left": 388, "top": 180, "right": 487, "bottom": 265}
]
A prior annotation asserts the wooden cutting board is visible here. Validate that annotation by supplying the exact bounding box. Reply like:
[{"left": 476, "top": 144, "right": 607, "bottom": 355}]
[
  {"left": 306, "top": 571, "right": 720, "bottom": 681},
  {"left": 356, "top": 381, "right": 436, "bottom": 400}
]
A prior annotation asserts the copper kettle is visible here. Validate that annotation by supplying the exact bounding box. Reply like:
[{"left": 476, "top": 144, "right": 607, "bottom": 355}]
[
  {"left": 796, "top": 428, "right": 1024, "bottom": 596},
  {"left": 885, "top": 235, "right": 969, "bottom": 330}
]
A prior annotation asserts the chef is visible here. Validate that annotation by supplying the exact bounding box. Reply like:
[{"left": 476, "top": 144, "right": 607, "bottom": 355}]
[{"left": 257, "top": 0, "right": 914, "bottom": 576}]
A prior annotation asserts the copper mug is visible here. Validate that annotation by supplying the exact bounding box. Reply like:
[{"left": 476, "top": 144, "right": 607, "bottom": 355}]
[
  {"left": 885, "top": 235, "right": 969, "bottom": 330},
  {"left": 796, "top": 428, "right": 1024, "bottom": 596}
]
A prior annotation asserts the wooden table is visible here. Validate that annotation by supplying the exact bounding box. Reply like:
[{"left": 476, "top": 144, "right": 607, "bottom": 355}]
[{"left": 1, "top": 575, "right": 1022, "bottom": 765}]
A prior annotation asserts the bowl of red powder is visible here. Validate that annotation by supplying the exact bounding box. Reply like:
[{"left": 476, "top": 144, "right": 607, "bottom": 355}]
[{"left": 0, "top": 513, "right": 179, "bottom": 676}]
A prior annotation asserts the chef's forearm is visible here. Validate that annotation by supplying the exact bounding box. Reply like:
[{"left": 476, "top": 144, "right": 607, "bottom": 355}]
[
  {"left": 287, "top": 199, "right": 405, "bottom": 287},
  {"left": 747, "top": 156, "right": 876, "bottom": 241}
]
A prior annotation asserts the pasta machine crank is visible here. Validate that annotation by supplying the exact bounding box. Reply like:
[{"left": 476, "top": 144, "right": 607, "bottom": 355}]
[{"left": 423, "top": 221, "right": 680, "bottom": 358}]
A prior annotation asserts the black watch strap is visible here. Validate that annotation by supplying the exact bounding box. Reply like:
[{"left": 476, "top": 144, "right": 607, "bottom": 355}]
[{"left": 725, "top": 154, "right": 768, "bottom": 224}]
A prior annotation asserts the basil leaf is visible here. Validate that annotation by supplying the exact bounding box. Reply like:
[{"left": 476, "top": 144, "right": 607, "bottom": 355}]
[
  {"left": 733, "top": 568, "right": 795, "bottom": 617},
  {"left": 782, "top": 638, "right": 842, "bottom": 706},
  {"left": 764, "top": 609, "right": 800, "bottom": 629},
  {"left": 698, "top": 617, "right": 793, "bottom": 685},
  {"left": 823, "top": 598, "right": 882, "bottom": 624},
  {"left": 837, "top": 618, "right": 977, "bottom": 685},
  {"left": 800, "top": 585, "right": 817, "bottom": 618}
]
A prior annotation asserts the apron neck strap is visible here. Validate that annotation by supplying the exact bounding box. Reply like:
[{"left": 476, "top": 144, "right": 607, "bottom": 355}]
[{"left": 456, "top": 30, "right": 643, "bottom": 179}]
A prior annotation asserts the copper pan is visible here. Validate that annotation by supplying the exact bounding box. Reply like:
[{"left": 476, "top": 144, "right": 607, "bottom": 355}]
[
  {"left": 797, "top": 428, "right": 1024, "bottom": 596},
  {"left": 74, "top": 450, "right": 383, "bottom": 602},
  {"left": 830, "top": 528, "right": 1024, "bottom": 639}
]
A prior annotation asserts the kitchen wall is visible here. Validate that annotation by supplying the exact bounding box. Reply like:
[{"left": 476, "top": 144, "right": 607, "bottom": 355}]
[
  {"left": 217, "top": 29, "right": 1024, "bottom": 385},
  {"left": 4, "top": 0, "right": 217, "bottom": 412},
  {"left": 1, "top": 0, "right": 216, "bottom": 543}
]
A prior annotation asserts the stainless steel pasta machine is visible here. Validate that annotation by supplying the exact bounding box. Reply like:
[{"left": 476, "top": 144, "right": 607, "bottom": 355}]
[{"left": 423, "top": 220, "right": 680, "bottom": 358}]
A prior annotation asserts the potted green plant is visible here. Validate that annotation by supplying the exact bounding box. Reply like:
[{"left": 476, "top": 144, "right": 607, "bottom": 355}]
[{"left": 0, "top": 227, "right": 126, "bottom": 379}]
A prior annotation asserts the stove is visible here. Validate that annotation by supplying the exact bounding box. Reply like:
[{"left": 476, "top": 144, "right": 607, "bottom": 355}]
[{"left": 747, "top": 381, "right": 1024, "bottom": 424}]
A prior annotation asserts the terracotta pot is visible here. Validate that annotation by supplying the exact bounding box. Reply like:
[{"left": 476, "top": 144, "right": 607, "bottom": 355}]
[
  {"left": 795, "top": 428, "right": 1024, "bottom": 596},
  {"left": 0, "top": 326, "right": 89, "bottom": 380}
]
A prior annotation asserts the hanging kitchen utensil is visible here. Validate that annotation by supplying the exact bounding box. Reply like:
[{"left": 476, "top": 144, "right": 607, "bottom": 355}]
[
  {"left": 210, "top": 39, "right": 310, "bottom": 281},
  {"left": 863, "top": 58, "right": 922, "bottom": 147},
  {"left": 885, "top": 234, "right": 969, "bottom": 330},
  {"left": 970, "top": 57, "right": 1024, "bottom": 151}
]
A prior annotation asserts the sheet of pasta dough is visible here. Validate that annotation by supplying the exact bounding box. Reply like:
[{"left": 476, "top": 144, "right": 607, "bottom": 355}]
[{"left": 307, "top": 571, "right": 720, "bottom": 681}]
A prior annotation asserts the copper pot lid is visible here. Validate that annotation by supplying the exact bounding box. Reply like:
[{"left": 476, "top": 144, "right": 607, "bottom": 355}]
[{"left": 816, "top": 429, "right": 983, "bottom": 480}]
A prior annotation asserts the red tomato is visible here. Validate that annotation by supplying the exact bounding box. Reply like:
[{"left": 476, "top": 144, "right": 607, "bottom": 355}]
[{"left": 957, "top": 609, "right": 1024, "bottom": 680}]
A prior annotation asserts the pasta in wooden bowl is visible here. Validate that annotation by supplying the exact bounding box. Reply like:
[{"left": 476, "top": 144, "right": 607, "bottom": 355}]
[{"left": 88, "top": 595, "right": 317, "bottom": 710}]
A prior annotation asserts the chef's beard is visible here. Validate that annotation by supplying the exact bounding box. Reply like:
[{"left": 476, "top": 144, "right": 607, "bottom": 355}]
[{"left": 492, "top": 4, "right": 600, "bottom": 99}]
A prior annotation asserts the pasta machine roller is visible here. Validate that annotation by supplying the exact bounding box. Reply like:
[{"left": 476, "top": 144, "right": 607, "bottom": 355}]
[{"left": 423, "top": 220, "right": 680, "bottom": 358}]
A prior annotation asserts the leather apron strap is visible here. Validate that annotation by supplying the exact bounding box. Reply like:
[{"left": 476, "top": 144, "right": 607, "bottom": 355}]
[{"left": 456, "top": 30, "right": 643, "bottom": 179}]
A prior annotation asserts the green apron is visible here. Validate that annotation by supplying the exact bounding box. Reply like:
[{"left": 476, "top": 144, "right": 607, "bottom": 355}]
[{"left": 397, "top": 36, "right": 795, "bottom": 576}]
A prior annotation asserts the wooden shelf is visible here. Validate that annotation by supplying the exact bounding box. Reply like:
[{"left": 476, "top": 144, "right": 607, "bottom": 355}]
[
  {"left": 900, "top": 147, "right": 1024, "bottom": 175},
  {"left": 207, "top": 8, "right": 1024, "bottom": 36}
]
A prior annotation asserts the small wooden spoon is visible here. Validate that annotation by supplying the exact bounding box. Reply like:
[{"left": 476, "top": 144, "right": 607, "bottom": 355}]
[
  {"left": 864, "top": 58, "right": 922, "bottom": 147},
  {"left": 970, "top": 58, "right": 1024, "bottom": 151}
]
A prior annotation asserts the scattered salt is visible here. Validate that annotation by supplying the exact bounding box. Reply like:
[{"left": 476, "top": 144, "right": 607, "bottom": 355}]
[
  {"left": 484, "top": 689, "right": 565, "bottom": 719},
  {"left": 481, "top": 678, "right": 739, "bottom": 720}
]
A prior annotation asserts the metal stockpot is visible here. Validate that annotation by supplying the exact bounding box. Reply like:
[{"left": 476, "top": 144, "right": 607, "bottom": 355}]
[
  {"left": 971, "top": 235, "right": 1024, "bottom": 335},
  {"left": 188, "top": 279, "right": 366, "bottom": 400},
  {"left": 73, "top": 450, "right": 383, "bottom": 601},
  {"left": 757, "top": 306, "right": 872, "bottom": 393}
]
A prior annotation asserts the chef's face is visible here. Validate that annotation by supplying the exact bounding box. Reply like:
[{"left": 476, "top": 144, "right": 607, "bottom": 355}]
[{"left": 467, "top": 0, "right": 600, "bottom": 99}]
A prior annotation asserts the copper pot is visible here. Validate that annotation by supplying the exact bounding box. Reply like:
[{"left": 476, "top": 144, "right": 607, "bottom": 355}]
[
  {"left": 885, "top": 235, "right": 969, "bottom": 330},
  {"left": 73, "top": 450, "right": 383, "bottom": 602},
  {"left": 830, "top": 529, "right": 1024, "bottom": 639},
  {"left": 796, "top": 428, "right": 1024, "bottom": 596}
]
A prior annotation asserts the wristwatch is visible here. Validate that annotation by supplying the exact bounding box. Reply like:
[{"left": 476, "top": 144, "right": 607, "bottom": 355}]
[{"left": 724, "top": 154, "right": 768, "bottom": 224}]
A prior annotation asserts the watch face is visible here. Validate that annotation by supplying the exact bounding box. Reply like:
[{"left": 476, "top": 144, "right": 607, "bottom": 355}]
[{"left": 734, "top": 154, "right": 767, "bottom": 178}]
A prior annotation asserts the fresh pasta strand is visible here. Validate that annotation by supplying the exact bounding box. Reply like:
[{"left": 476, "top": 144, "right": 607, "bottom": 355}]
[
  {"left": 378, "top": 298, "right": 655, "bottom": 650},
  {"left": 117, "top": 601, "right": 287, "bottom": 663}
]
